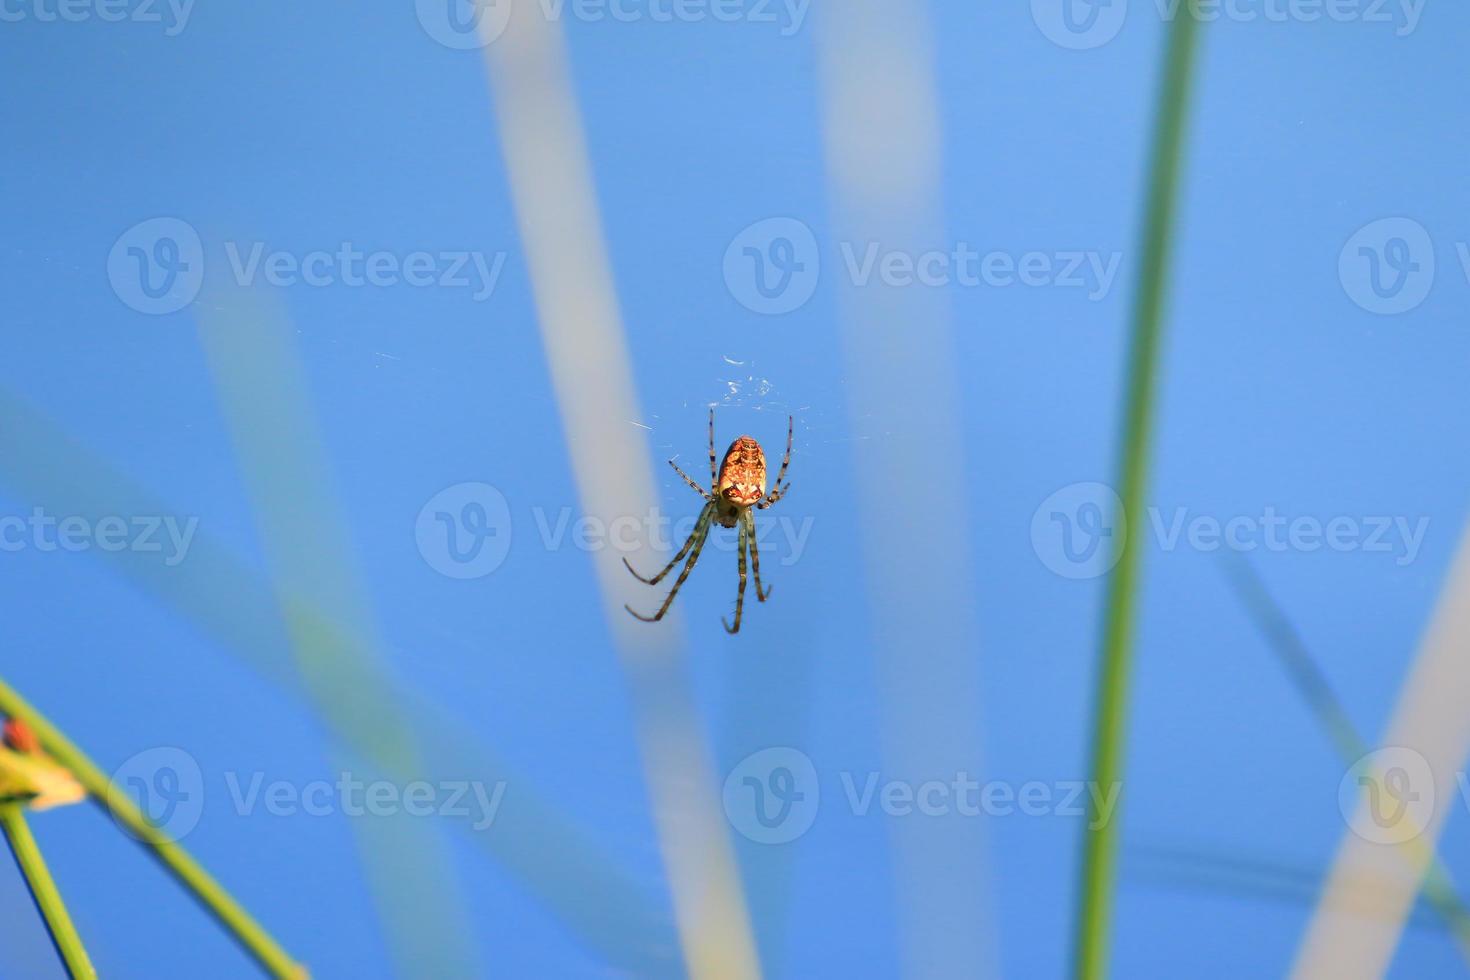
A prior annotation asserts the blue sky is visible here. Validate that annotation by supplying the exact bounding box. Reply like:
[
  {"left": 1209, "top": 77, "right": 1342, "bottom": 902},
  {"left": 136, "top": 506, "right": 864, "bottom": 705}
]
[{"left": 2, "top": 1, "right": 1469, "bottom": 977}]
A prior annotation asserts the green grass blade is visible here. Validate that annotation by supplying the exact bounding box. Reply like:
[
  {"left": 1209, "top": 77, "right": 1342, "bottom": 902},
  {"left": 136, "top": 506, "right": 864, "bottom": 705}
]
[
  {"left": 0, "top": 681, "right": 306, "bottom": 979},
  {"left": 1, "top": 804, "right": 96, "bottom": 978},
  {"left": 1072, "top": 13, "right": 1205, "bottom": 980}
]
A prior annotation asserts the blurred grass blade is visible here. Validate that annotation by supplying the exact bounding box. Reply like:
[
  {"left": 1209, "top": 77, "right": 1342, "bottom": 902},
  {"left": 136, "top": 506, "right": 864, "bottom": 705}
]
[
  {"left": 1292, "top": 527, "right": 1470, "bottom": 976},
  {"left": 1129, "top": 840, "right": 1456, "bottom": 933},
  {"left": 1073, "top": 13, "right": 1203, "bottom": 980},
  {"left": 0, "top": 384, "right": 679, "bottom": 975},
  {"left": 1, "top": 804, "right": 96, "bottom": 978},
  {"left": 815, "top": 3, "right": 997, "bottom": 976},
  {"left": 1221, "top": 556, "right": 1365, "bottom": 760},
  {"left": 481, "top": 3, "right": 761, "bottom": 978},
  {"left": 0, "top": 678, "right": 305, "bottom": 979},
  {"left": 196, "top": 281, "right": 480, "bottom": 978},
  {"left": 1223, "top": 557, "right": 1470, "bottom": 965}
]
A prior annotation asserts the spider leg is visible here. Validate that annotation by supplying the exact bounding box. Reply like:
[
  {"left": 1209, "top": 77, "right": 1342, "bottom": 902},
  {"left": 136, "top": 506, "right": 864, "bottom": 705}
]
[
  {"left": 668, "top": 458, "right": 714, "bottom": 501},
  {"left": 623, "top": 501, "right": 714, "bottom": 585},
  {"left": 757, "top": 416, "right": 793, "bottom": 508},
  {"left": 707, "top": 408, "right": 718, "bottom": 487},
  {"left": 722, "top": 512, "right": 750, "bottom": 634},
  {"left": 757, "top": 483, "right": 790, "bottom": 510},
  {"left": 744, "top": 508, "right": 772, "bottom": 601},
  {"left": 625, "top": 504, "right": 714, "bottom": 622}
]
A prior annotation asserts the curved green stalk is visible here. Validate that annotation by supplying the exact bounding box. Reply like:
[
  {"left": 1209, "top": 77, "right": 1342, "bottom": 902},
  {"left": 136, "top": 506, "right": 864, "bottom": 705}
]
[
  {"left": 0, "top": 679, "right": 306, "bottom": 979},
  {"left": 1072, "top": 12, "right": 1204, "bottom": 980},
  {"left": 1, "top": 804, "right": 95, "bottom": 978}
]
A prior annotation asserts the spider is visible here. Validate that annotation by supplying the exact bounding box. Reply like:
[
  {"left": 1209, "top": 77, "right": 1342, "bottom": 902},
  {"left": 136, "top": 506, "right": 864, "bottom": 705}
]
[{"left": 624, "top": 409, "right": 793, "bottom": 634}]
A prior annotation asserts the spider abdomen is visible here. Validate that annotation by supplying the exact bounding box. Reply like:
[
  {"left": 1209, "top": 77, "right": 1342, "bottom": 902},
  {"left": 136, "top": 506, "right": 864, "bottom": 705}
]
[{"left": 717, "top": 435, "right": 767, "bottom": 519}]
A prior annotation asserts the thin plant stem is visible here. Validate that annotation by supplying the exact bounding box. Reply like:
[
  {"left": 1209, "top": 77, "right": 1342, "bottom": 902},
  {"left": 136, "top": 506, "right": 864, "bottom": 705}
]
[
  {"left": 0, "top": 678, "right": 306, "bottom": 979},
  {"left": 1072, "top": 13, "right": 1204, "bottom": 980},
  {"left": 1, "top": 804, "right": 96, "bottom": 978}
]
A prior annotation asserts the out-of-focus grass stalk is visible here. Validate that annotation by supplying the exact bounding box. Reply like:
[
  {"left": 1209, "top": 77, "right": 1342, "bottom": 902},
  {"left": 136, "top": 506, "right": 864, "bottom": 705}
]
[
  {"left": 480, "top": 4, "right": 760, "bottom": 977},
  {"left": 815, "top": 3, "right": 996, "bottom": 975},
  {"left": 1072, "top": 14, "right": 1203, "bottom": 980},
  {"left": 1130, "top": 839, "right": 1456, "bottom": 932},
  {"left": 0, "top": 385, "right": 677, "bottom": 974},
  {"left": 1223, "top": 557, "right": 1470, "bottom": 963},
  {"left": 0, "top": 679, "right": 306, "bottom": 979},
  {"left": 1, "top": 804, "right": 95, "bottom": 978},
  {"left": 196, "top": 283, "right": 479, "bottom": 978},
  {"left": 1291, "top": 528, "right": 1470, "bottom": 976}
]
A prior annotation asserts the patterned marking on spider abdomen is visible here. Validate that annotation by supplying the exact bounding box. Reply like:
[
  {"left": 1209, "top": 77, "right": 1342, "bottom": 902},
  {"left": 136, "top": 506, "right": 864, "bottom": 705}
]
[{"left": 718, "top": 436, "right": 767, "bottom": 506}]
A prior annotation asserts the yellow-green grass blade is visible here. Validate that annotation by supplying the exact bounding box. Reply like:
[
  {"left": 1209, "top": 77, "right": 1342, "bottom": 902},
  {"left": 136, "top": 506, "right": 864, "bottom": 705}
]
[
  {"left": 0, "top": 678, "right": 305, "bottom": 978},
  {"left": 1072, "top": 12, "right": 1205, "bottom": 980},
  {"left": 1, "top": 804, "right": 96, "bottom": 979}
]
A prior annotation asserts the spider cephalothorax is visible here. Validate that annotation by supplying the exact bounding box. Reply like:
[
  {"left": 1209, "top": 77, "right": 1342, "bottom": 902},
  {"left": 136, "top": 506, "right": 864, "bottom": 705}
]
[{"left": 624, "top": 410, "right": 793, "bottom": 634}]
